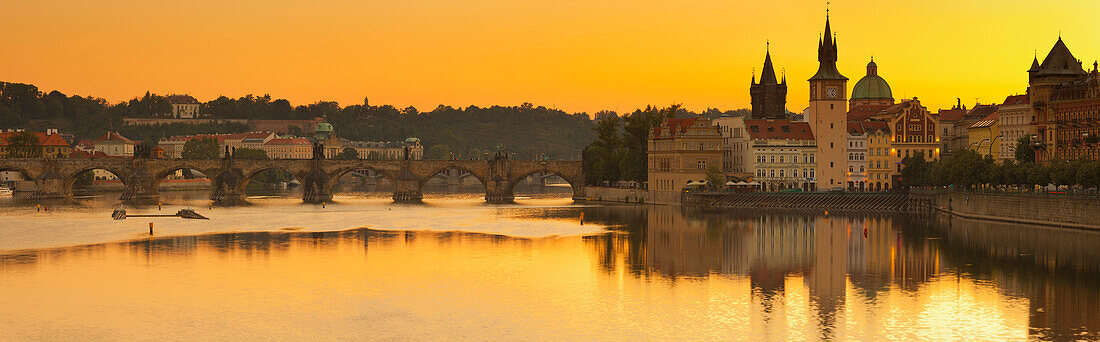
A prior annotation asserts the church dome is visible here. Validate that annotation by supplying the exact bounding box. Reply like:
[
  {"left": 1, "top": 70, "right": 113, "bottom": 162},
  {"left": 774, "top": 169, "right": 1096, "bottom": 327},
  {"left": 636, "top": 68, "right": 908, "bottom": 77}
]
[{"left": 852, "top": 59, "right": 893, "bottom": 100}]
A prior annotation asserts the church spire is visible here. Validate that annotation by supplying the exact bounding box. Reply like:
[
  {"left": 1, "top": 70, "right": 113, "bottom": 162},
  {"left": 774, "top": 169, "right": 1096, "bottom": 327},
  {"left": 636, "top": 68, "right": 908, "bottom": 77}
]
[
  {"left": 809, "top": 10, "right": 847, "bottom": 81},
  {"left": 760, "top": 42, "right": 778, "bottom": 85}
]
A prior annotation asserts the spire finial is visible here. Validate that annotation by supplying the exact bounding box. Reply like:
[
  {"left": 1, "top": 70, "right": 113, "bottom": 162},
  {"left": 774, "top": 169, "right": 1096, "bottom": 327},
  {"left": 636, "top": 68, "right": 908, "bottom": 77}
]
[
  {"left": 826, "top": 1, "right": 830, "bottom": 17},
  {"left": 766, "top": 40, "right": 770, "bottom": 52}
]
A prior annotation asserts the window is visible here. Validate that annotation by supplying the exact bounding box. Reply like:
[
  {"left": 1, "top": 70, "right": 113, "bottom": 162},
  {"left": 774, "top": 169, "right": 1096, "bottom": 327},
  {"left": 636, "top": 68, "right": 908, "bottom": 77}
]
[
  {"left": 802, "top": 168, "right": 808, "bottom": 177},
  {"left": 769, "top": 169, "right": 775, "bottom": 178},
  {"left": 697, "top": 160, "right": 706, "bottom": 169},
  {"left": 779, "top": 170, "right": 785, "bottom": 178},
  {"left": 809, "top": 154, "right": 815, "bottom": 163},
  {"left": 859, "top": 166, "right": 864, "bottom": 172},
  {"left": 770, "top": 156, "right": 775, "bottom": 163},
  {"left": 779, "top": 156, "right": 784, "bottom": 163},
  {"left": 792, "top": 155, "right": 798, "bottom": 163},
  {"left": 809, "top": 168, "right": 815, "bottom": 178}
]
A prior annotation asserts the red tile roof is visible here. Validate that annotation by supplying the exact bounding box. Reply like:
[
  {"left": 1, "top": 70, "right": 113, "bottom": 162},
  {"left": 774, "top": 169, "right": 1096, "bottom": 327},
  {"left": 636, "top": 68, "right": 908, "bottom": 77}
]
[
  {"left": 847, "top": 104, "right": 891, "bottom": 121},
  {"left": 847, "top": 121, "right": 866, "bottom": 135},
  {"left": 95, "top": 131, "right": 135, "bottom": 144},
  {"left": 1000, "top": 94, "right": 1029, "bottom": 106},
  {"left": 166, "top": 95, "right": 199, "bottom": 104},
  {"left": 861, "top": 120, "right": 891, "bottom": 134},
  {"left": 0, "top": 131, "right": 71, "bottom": 147},
  {"left": 265, "top": 138, "right": 310, "bottom": 145},
  {"left": 651, "top": 117, "right": 699, "bottom": 138},
  {"left": 744, "top": 119, "right": 815, "bottom": 140}
]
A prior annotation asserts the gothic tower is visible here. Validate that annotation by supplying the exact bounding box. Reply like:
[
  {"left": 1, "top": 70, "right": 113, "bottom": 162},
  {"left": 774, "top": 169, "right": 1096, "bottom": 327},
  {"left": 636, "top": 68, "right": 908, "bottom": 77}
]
[
  {"left": 750, "top": 44, "right": 788, "bottom": 119},
  {"left": 807, "top": 13, "right": 848, "bottom": 189}
]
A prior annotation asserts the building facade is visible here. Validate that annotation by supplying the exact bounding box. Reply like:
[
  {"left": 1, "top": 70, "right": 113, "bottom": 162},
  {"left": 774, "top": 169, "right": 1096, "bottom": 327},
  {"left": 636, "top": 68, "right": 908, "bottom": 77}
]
[
  {"left": 742, "top": 119, "right": 817, "bottom": 191},
  {"left": 264, "top": 138, "right": 312, "bottom": 159},
  {"left": 967, "top": 112, "right": 1000, "bottom": 160},
  {"left": 1048, "top": 64, "right": 1100, "bottom": 160},
  {"left": 166, "top": 95, "right": 201, "bottom": 119},
  {"left": 846, "top": 122, "right": 868, "bottom": 191},
  {"left": 648, "top": 117, "right": 725, "bottom": 192},
  {"left": 0, "top": 130, "right": 70, "bottom": 158},
  {"left": 95, "top": 132, "right": 136, "bottom": 157},
  {"left": 1029, "top": 38, "right": 1089, "bottom": 163},
  {"left": 996, "top": 94, "right": 1032, "bottom": 162},
  {"left": 887, "top": 99, "right": 941, "bottom": 165},
  {"left": 864, "top": 121, "right": 894, "bottom": 191},
  {"left": 806, "top": 15, "right": 849, "bottom": 190}
]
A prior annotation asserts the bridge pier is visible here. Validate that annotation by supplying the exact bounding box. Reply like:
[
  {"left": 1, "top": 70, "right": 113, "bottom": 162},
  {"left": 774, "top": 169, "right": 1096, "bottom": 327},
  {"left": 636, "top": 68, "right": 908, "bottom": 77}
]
[
  {"left": 29, "top": 167, "right": 66, "bottom": 200},
  {"left": 302, "top": 168, "right": 332, "bottom": 203},
  {"left": 120, "top": 168, "right": 158, "bottom": 205},
  {"left": 211, "top": 169, "right": 245, "bottom": 205},
  {"left": 485, "top": 179, "right": 514, "bottom": 204},
  {"left": 393, "top": 169, "right": 422, "bottom": 203}
]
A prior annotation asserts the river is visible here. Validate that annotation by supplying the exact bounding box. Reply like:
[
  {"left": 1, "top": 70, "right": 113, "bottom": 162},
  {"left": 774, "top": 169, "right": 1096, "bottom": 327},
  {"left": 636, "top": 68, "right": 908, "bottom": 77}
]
[{"left": 1, "top": 190, "right": 1097, "bottom": 341}]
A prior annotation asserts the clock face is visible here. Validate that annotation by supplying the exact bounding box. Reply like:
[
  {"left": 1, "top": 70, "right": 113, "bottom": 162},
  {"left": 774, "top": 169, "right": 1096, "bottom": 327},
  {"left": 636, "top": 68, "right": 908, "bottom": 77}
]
[{"left": 826, "top": 87, "right": 838, "bottom": 99}]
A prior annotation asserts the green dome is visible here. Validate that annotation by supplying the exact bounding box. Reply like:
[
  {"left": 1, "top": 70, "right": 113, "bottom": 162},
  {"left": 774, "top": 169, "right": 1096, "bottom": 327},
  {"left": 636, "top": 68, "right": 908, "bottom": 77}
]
[
  {"left": 315, "top": 122, "right": 334, "bottom": 132},
  {"left": 852, "top": 60, "right": 893, "bottom": 100},
  {"left": 404, "top": 137, "right": 420, "bottom": 144}
]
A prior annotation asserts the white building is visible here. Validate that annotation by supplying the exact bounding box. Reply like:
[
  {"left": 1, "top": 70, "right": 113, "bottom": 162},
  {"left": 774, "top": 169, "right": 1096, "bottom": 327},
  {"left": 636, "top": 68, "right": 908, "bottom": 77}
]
[
  {"left": 94, "top": 132, "right": 136, "bottom": 157},
  {"left": 166, "top": 95, "right": 201, "bottom": 119},
  {"left": 997, "top": 94, "right": 1032, "bottom": 162},
  {"left": 846, "top": 121, "right": 869, "bottom": 191}
]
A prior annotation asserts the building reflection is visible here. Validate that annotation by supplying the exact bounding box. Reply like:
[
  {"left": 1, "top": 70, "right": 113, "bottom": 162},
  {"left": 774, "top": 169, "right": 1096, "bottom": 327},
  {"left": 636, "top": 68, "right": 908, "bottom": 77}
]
[{"left": 579, "top": 205, "right": 1100, "bottom": 339}]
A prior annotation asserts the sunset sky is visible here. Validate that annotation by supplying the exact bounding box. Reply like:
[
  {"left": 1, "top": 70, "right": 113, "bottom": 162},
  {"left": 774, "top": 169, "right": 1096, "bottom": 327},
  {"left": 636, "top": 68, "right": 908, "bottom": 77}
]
[{"left": 2, "top": 0, "right": 1098, "bottom": 114}]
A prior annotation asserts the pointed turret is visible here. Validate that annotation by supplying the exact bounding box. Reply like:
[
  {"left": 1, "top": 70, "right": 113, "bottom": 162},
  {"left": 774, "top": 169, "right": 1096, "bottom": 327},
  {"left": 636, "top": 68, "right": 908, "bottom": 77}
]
[
  {"left": 1037, "top": 37, "right": 1086, "bottom": 76},
  {"left": 809, "top": 14, "right": 847, "bottom": 81},
  {"left": 1028, "top": 55, "right": 1041, "bottom": 73},
  {"left": 760, "top": 48, "right": 778, "bottom": 85}
]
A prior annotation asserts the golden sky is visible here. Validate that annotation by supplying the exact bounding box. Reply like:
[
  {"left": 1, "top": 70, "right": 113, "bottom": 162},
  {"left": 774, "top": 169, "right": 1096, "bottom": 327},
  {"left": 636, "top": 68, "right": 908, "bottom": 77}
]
[{"left": 2, "top": 0, "right": 1098, "bottom": 114}]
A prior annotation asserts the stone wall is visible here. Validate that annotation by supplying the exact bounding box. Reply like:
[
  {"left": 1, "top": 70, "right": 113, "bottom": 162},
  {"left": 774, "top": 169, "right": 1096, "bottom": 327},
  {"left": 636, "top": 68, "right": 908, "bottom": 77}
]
[
  {"left": 928, "top": 191, "right": 1100, "bottom": 230},
  {"left": 684, "top": 192, "right": 920, "bottom": 212},
  {"left": 583, "top": 187, "right": 680, "bottom": 204}
]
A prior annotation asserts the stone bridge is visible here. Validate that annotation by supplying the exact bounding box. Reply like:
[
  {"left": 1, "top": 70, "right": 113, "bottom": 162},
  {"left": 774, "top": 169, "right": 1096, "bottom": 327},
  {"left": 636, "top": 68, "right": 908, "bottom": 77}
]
[{"left": 0, "top": 158, "right": 584, "bottom": 205}]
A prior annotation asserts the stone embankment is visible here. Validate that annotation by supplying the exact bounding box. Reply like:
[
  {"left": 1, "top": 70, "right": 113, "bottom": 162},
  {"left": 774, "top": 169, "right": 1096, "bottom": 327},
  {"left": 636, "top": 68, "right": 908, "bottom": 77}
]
[
  {"left": 683, "top": 191, "right": 926, "bottom": 213},
  {"left": 582, "top": 186, "right": 680, "bottom": 204},
  {"left": 921, "top": 190, "right": 1100, "bottom": 230}
]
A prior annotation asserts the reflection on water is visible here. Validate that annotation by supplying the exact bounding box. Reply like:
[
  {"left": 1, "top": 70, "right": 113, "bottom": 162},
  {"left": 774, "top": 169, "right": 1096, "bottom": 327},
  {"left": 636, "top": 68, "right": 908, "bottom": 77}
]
[{"left": 0, "top": 201, "right": 1097, "bottom": 340}]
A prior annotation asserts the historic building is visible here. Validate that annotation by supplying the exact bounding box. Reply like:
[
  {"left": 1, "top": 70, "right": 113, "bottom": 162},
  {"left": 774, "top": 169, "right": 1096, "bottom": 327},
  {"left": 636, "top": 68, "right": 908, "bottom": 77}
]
[
  {"left": 712, "top": 114, "right": 747, "bottom": 173},
  {"left": 863, "top": 121, "right": 894, "bottom": 191},
  {"left": 967, "top": 112, "right": 1000, "bottom": 160},
  {"left": 886, "top": 98, "right": 941, "bottom": 163},
  {"left": 648, "top": 117, "right": 725, "bottom": 192},
  {"left": 1048, "top": 62, "right": 1100, "bottom": 160},
  {"left": 742, "top": 119, "right": 817, "bottom": 191},
  {"left": 846, "top": 122, "right": 868, "bottom": 191},
  {"left": 0, "top": 129, "right": 70, "bottom": 158},
  {"left": 806, "top": 14, "right": 849, "bottom": 189},
  {"left": 263, "top": 138, "right": 312, "bottom": 159},
  {"left": 166, "top": 95, "right": 201, "bottom": 119},
  {"left": 850, "top": 58, "right": 894, "bottom": 108},
  {"left": 1029, "top": 37, "right": 1089, "bottom": 163},
  {"left": 95, "top": 131, "right": 136, "bottom": 157},
  {"left": 996, "top": 94, "right": 1032, "bottom": 162},
  {"left": 750, "top": 46, "right": 788, "bottom": 120}
]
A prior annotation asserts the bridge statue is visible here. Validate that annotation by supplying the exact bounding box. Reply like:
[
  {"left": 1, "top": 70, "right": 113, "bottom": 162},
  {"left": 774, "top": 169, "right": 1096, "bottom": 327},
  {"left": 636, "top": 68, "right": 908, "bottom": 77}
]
[{"left": 0, "top": 157, "right": 584, "bottom": 205}]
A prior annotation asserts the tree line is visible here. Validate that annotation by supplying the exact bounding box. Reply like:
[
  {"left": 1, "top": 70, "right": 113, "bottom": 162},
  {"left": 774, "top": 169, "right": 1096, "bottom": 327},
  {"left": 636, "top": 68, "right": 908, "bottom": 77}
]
[{"left": 900, "top": 137, "right": 1100, "bottom": 190}]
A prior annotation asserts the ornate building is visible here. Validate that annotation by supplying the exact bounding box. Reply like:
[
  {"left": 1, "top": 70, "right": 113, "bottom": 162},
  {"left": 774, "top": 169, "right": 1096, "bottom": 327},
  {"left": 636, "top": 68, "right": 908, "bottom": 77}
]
[
  {"left": 648, "top": 117, "right": 726, "bottom": 192},
  {"left": 886, "top": 99, "right": 941, "bottom": 163},
  {"left": 996, "top": 95, "right": 1031, "bottom": 162},
  {"left": 806, "top": 14, "right": 848, "bottom": 189},
  {"left": 1048, "top": 63, "right": 1100, "bottom": 160},
  {"left": 750, "top": 46, "right": 788, "bottom": 120},
  {"left": 1029, "top": 37, "right": 1088, "bottom": 162},
  {"left": 850, "top": 58, "right": 894, "bottom": 107}
]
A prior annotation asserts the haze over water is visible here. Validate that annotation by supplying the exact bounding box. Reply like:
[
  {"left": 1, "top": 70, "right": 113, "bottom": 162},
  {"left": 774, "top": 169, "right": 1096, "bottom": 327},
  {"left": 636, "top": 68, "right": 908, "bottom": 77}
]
[{"left": 1, "top": 191, "right": 1097, "bottom": 341}]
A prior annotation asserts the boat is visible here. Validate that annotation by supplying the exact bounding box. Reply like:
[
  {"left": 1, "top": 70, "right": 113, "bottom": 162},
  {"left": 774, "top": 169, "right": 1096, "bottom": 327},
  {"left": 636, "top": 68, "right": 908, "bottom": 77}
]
[{"left": 0, "top": 186, "right": 13, "bottom": 196}]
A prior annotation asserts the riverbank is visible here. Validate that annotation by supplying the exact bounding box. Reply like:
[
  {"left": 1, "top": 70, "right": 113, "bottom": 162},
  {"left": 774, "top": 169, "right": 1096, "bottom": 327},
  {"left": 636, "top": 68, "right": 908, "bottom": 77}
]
[{"left": 584, "top": 186, "right": 1100, "bottom": 230}]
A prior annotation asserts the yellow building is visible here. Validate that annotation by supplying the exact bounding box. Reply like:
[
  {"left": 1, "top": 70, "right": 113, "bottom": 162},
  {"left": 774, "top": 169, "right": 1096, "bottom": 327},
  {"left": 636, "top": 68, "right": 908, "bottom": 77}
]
[
  {"left": 648, "top": 117, "right": 725, "bottom": 192},
  {"left": 967, "top": 113, "right": 1000, "bottom": 160},
  {"left": 0, "top": 130, "right": 70, "bottom": 158},
  {"left": 863, "top": 121, "right": 895, "bottom": 191}
]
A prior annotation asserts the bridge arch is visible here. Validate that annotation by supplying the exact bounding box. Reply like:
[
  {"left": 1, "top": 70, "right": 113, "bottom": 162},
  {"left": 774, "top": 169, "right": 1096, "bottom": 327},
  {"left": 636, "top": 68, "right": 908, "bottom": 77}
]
[
  {"left": 507, "top": 168, "right": 581, "bottom": 199},
  {"left": 418, "top": 165, "right": 488, "bottom": 192},
  {"left": 325, "top": 165, "right": 397, "bottom": 195},
  {"left": 239, "top": 165, "right": 305, "bottom": 193},
  {"left": 64, "top": 166, "right": 130, "bottom": 195},
  {"left": 150, "top": 164, "right": 216, "bottom": 192}
]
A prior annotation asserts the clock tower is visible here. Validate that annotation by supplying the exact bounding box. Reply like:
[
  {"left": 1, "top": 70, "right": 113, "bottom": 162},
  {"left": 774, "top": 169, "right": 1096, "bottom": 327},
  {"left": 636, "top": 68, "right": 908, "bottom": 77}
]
[{"left": 807, "top": 13, "right": 848, "bottom": 189}]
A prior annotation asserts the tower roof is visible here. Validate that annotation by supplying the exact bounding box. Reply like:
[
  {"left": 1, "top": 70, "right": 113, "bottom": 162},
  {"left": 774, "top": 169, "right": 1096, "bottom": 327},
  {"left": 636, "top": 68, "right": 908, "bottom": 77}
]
[
  {"left": 759, "top": 47, "right": 778, "bottom": 85},
  {"left": 1037, "top": 37, "right": 1086, "bottom": 76},
  {"left": 852, "top": 58, "right": 892, "bottom": 100},
  {"left": 809, "top": 15, "right": 847, "bottom": 81}
]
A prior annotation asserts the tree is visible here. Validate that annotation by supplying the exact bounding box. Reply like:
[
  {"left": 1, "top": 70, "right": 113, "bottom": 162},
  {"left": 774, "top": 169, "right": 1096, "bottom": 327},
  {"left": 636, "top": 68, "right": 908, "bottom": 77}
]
[
  {"left": 899, "top": 152, "right": 931, "bottom": 188},
  {"left": 705, "top": 165, "right": 725, "bottom": 188},
  {"left": 5, "top": 131, "right": 42, "bottom": 158},
  {"left": 424, "top": 144, "right": 452, "bottom": 160},
  {"left": 73, "top": 170, "right": 95, "bottom": 188},
  {"left": 335, "top": 147, "right": 360, "bottom": 160},
  {"left": 181, "top": 137, "right": 219, "bottom": 159},
  {"left": 1015, "top": 136, "right": 1035, "bottom": 163},
  {"left": 234, "top": 148, "right": 269, "bottom": 159}
]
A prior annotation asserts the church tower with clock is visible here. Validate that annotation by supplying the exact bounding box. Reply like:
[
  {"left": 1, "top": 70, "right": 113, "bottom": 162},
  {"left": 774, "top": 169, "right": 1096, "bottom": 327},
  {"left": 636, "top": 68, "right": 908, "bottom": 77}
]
[{"left": 807, "top": 13, "right": 848, "bottom": 189}]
